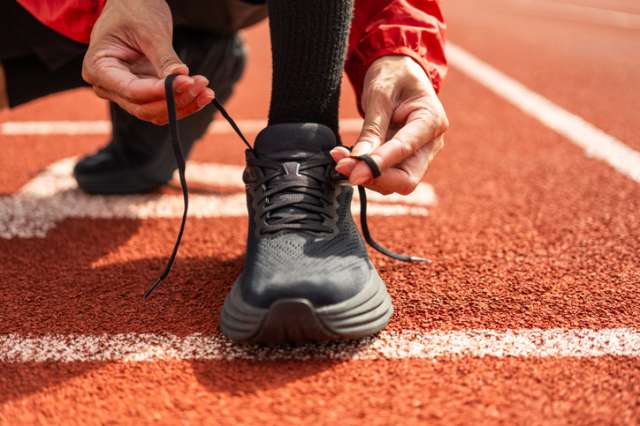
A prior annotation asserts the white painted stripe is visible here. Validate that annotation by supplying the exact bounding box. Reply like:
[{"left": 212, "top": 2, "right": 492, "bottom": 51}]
[
  {"left": 1, "top": 329, "right": 638, "bottom": 362},
  {"left": 0, "top": 118, "right": 364, "bottom": 136},
  {"left": 0, "top": 120, "right": 112, "bottom": 135},
  {"left": 447, "top": 43, "right": 640, "bottom": 183},
  {"left": 0, "top": 157, "right": 436, "bottom": 238}
]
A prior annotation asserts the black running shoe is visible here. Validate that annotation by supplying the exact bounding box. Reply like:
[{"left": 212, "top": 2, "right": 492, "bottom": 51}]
[
  {"left": 218, "top": 124, "right": 393, "bottom": 343},
  {"left": 73, "top": 30, "right": 245, "bottom": 194},
  {"left": 145, "top": 76, "right": 429, "bottom": 345}
]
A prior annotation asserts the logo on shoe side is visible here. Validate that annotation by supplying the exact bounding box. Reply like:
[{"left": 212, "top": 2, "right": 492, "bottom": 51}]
[{"left": 0, "top": 157, "right": 437, "bottom": 239}]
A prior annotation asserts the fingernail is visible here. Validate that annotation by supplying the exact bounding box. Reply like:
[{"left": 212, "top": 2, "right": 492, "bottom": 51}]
[{"left": 351, "top": 142, "right": 372, "bottom": 157}]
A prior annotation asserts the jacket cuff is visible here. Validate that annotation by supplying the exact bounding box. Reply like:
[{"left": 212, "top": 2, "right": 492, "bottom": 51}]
[{"left": 345, "top": 26, "right": 444, "bottom": 115}]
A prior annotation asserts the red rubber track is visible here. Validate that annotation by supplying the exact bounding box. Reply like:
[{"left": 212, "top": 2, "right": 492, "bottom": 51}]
[
  {"left": 446, "top": 0, "right": 640, "bottom": 149},
  {"left": 1, "top": 7, "right": 640, "bottom": 425}
]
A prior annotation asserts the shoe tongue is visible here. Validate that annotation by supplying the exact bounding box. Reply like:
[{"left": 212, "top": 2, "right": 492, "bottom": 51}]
[
  {"left": 254, "top": 123, "right": 337, "bottom": 159},
  {"left": 253, "top": 123, "right": 337, "bottom": 230}
]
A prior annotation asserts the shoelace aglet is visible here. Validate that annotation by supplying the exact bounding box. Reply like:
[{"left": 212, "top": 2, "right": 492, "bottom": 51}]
[
  {"left": 144, "top": 278, "right": 164, "bottom": 300},
  {"left": 407, "top": 255, "right": 432, "bottom": 263}
]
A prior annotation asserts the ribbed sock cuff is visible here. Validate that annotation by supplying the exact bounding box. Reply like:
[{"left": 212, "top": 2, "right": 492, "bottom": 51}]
[{"left": 267, "top": 0, "right": 353, "bottom": 135}]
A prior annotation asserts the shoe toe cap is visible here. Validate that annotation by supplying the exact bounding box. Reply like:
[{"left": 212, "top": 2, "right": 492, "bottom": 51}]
[{"left": 238, "top": 257, "right": 371, "bottom": 309}]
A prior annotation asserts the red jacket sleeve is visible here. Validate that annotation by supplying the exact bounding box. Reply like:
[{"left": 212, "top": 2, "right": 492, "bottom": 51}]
[
  {"left": 17, "top": 0, "right": 105, "bottom": 44},
  {"left": 346, "top": 0, "right": 447, "bottom": 110}
]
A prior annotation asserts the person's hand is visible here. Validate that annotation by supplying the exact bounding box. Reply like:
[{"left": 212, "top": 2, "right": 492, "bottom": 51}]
[
  {"left": 82, "top": 0, "right": 214, "bottom": 125},
  {"left": 331, "top": 56, "right": 448, "bottom": 195}
]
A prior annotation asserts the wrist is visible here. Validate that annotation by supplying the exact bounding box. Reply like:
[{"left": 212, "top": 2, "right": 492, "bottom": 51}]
[{"left": 366, "top": 55, "right": 430, "bottom": 82}]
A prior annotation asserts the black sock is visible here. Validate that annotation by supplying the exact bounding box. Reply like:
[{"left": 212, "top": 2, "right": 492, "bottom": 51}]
[{"left": 266, "top": 0, "right": 353, "bottom": 135}]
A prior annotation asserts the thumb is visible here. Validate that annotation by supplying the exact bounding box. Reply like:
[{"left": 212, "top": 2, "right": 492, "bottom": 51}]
[
  {"left": 352, "top": 92, "right": 391, "bottom": 157},
  {"left": 148, "top": 42, "right": 189, "bottom": 78}
]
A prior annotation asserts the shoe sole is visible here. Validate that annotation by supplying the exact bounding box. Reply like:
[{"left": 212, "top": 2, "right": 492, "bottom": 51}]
[{"left": 219, "top": 272, "right": 393, "bottom": 344}]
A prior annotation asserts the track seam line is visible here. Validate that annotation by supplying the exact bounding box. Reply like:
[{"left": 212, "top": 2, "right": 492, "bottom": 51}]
[
  {"left": 447, "top": 42, "right": 640, "bottom": 183},
  {"left": 1, "top": 329, "right": 639, "bottom": 362}
]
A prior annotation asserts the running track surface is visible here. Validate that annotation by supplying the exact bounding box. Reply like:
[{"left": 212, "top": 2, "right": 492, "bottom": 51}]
[{"left": 1, "top": 0, "right": 640, "bottom": 424}]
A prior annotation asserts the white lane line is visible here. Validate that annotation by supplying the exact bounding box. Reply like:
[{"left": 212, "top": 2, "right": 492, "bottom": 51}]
[
  {"left": 0, "top": 118, "right": 364, "bottom": 136},
  {"left": 1, "top": 329, "right": 638, "bottom": 362},
  {"left": 447, "top": 43, "right": 640, "bottom": 183},
  {"left": 0, "top": 157, "right": 436, "bottom": 239}
]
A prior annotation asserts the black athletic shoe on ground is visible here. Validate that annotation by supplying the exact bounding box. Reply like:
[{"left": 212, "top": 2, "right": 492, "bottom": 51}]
[
  {"left": 73, "top": 30, "right": 245, "bottom": 194},
  {"left": 219, "top": 123, "right": 395, "bottom": 343}
]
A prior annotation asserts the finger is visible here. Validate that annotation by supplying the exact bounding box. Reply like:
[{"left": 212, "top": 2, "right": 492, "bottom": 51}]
[
  {"left": 335, "top": 157, "right": 358, "bottom": 177},
  {"left": 95, "top": 71, "right": 195, "bottom": 104},
  {"left": 98, "top": 91, "right": 160, "bottom": 122},
  {"left": 153, "top": 88, "right": 214, "bottom": 124},
  {"left": 361, "top": 137, "right": 444, "bottom": 195},
  {"left": 351, "top": 91, "right": 392, "bottom": 157},
  {"left": 349, "top": 111, "right": 437, "bottom": 185},
  {"left": 185, "top": 75, "right": 211, "bottom": 98},
  {"left": 141, "top": 95, "right": 210, "bottom": 125},
  {"left": 129, "top": 74, "right": 207, "bottom": 102},
  {"left": 195, "top": 88, "right": 215, "bottom": 109},
  {"left": 361, "top": 168, "right": 416, "bottom": 196},
  {"left": 346, "top": 124, "right": 398, "bottom": 176},
  {"left": 94, "top": 75, "right": 211, "bottom": 121},
  {"left": 144, "top": 98, "right": 206, "bottom": 125},
  {"left": 330, "top": 147, "right": 358, "bottom": 177},
  {"left": 175, "top": 97, "right": 211, "bottom": 121},
  {"left": 95, "top": 86, "right": 208, "bottom": 124},
  {"left": 174, "top": 77, "right": 197, "bottom": 94},
  {"left": 349, "top": 149, "right": 382, "bottom": 185},
  {"left": 329, "top": 147, "right": 351, "bottom": 162},
  {"left": 92, "top": 85, "right": 164, "bottom": 121},
  {"left": 169, "top": 77, "right": 210, "bottom": 109},
  {"left": 375, "top": 112, "right": 440, "bottom": 169}
]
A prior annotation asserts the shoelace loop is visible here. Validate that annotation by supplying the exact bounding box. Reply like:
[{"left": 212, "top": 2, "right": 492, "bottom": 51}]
[
  {"left": 249, "top": 155, "right": 338, "bottom": 234},
  {"left": 145, "top": 75, "right": 430, "bottom": 299}
]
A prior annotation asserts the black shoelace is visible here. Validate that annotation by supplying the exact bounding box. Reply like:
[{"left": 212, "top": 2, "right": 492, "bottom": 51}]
[
  {"left": 144, "top": 75, "right": 429, "bottom": 299},
  {"left": 248, "top": 155, "right": 338, "bottom": 234}
]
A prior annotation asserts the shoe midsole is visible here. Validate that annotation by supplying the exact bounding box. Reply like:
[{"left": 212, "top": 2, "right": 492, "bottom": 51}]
[{"left": 220, "top": 268, "right": 393, "bottom": 340}]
